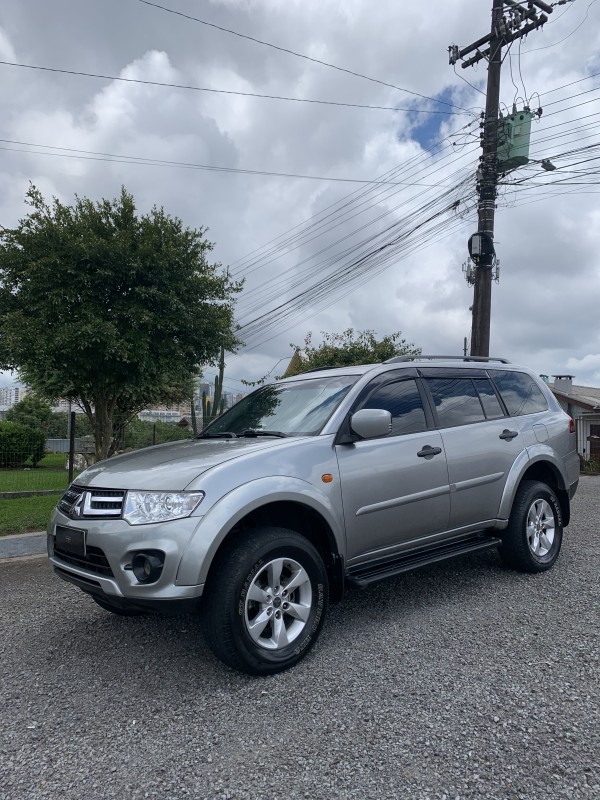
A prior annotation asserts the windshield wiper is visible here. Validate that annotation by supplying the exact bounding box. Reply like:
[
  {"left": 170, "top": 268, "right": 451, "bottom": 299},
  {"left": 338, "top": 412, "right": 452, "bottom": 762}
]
[
  {"left": 239, "top": 429, "right": 287, "bottom": 438},
  {"left": 197, "top": 431, "right": 237, "bottom": 439}
]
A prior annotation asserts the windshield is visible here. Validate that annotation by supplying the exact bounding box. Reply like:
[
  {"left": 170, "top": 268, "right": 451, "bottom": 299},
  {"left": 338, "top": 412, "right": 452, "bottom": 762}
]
[{"left": 202, "top": 375, "right": 358, "bottom": 436}]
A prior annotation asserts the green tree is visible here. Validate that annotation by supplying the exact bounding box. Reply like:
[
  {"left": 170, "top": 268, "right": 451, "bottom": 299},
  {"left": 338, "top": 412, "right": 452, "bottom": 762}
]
[
  {"left": 0, "top": 421, "right": 46, "bottom": 467},
  {"left": 119, "top": 417, "right": 153, "bottom": 451},
  {"left": 0, "top": 185, "right": 241, "bottom": 460},
  {"left": 5, "top": 395, "right": 53, "bottom": 432},
  {"left": 46, "top": 411, "right": 93, "bottom": 439},
  {"left": 285, "top": 329, "right": 420, "bottom": 375}
]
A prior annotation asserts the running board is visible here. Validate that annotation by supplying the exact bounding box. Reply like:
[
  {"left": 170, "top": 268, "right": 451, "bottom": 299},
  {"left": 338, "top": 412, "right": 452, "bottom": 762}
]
[{"left": 346, "top": 536, "right": 502, "bottom": 588}]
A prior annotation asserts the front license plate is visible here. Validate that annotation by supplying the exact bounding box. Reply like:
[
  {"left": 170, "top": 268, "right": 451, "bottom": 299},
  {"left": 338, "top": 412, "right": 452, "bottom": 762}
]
[{"left": 55, "top": 525, "right": 86, "bottom": 557}]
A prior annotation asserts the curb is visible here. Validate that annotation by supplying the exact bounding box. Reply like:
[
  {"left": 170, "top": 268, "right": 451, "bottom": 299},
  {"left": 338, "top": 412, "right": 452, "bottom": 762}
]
[
  {"left": 0, "top": 489, "right": 62, "bottom": 500},
  {"left": 0, "top": 531, "right": 46, "bottom": 560}
]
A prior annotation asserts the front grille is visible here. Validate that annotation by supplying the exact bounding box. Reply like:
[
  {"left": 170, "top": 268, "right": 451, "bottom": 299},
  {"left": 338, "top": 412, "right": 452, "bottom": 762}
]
[
  {"left": 58, "top": 486, "right": 125, "bottom": 518},
  {"left": 84, "top": 489, "right": 125, "bottom": 516},
  {"left": 53, "top": 544, "right": 114, "bottom": 577},
  {"left": 59, "top": 485, "right": 83, "bottom": 515}
]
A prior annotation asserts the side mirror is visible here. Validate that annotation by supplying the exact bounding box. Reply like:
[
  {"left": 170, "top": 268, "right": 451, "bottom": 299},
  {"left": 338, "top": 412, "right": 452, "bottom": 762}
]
[{"left": 350, "top": 408, "right": 392, "bottom": 440}]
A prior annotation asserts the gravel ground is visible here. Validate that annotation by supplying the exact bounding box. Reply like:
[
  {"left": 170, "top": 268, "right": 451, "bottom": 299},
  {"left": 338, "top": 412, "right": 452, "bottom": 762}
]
[{"left": 1, "top": 476, "right": 598, "bottom": 800}]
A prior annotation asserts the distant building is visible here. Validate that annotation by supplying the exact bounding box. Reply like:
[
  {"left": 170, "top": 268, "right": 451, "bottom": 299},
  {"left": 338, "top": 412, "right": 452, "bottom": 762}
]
[
  {"left": 52, "top": 399, "right": 72, "bottom": 412},
  {"left": 138, "top": 410, "right": 182, "bottom": 424},
  {"left": 0, "top": 384, "right": 29, "bottom": 409},
  {"left": 549, "top": 375, "right": 600, "bottom": 464}
]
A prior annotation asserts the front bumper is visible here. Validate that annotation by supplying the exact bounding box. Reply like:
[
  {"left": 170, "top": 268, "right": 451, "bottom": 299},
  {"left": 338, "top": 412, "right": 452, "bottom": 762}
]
[{"left": 47, "top": 508, "right": 206, "bottom": 603}]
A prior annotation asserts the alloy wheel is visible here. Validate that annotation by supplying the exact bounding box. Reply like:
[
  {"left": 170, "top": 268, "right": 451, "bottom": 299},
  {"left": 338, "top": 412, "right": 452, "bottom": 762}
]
[
  {"left": 244, "top": 557, "right": 313, "bottom": 650},
  {"left": 526, "top": 498, "right": 555, "bottom": 557}
]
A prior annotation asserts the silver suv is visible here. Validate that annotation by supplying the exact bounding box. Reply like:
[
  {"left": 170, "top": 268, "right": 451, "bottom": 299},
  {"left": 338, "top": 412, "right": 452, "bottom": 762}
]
[{"left": 48, "top": 356, "right": 579, "bottom": 675}]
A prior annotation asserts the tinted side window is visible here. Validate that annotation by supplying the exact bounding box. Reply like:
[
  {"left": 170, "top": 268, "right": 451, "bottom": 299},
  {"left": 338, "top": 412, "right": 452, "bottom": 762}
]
[
  {"left": 474, "top": 378, "right": 505, "bottom": 419},
  {"left": 362, "top": 379, "right": 427, "bottom": 436},
  {"left": 489, "top": 371, "right": 548, "bottom": 416},
  {"left": 426, "top": 378, "right": 486, "bottom": 427}
]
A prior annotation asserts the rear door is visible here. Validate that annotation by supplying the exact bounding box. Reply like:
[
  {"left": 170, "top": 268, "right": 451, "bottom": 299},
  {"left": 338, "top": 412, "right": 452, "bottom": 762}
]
[
  {"left": 335, "top": 373, "right": 451, "bottom": 563},
  {"left": 420, "top": 370, "right": 525, "bottom": 530}
]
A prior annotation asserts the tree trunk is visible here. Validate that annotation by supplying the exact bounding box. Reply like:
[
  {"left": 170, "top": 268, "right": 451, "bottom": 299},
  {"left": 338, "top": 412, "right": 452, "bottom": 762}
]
[
  {"left": 81, "top": 394, "right": 115, "bottom": 462},
  {"left": 190, "top": 391, "right": 198, "bottom": 435}
]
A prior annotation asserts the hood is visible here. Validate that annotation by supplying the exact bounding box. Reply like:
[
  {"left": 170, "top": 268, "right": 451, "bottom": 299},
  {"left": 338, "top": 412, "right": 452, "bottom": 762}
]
[{"left": 74, "top": 436, "right": 298, "bottom": 491}]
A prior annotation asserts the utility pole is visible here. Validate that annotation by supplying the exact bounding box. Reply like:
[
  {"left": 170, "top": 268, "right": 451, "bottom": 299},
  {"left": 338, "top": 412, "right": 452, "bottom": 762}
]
[{"left": 449, "top": 0, "right": 553, "bottom": 356}]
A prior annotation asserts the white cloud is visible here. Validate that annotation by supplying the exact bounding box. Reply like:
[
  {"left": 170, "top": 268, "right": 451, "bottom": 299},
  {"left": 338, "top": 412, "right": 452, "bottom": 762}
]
[
  {"left": 0, "top": 25, "right": 17, "bottom": 61},
  {"left": 2, "top": 0, "right": 600, "bottom": 389}
]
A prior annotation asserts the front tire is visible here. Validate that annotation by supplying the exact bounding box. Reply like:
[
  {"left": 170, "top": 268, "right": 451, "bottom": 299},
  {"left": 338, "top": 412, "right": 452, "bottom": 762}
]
[
  {"left": 501, "top": 480, "right": 563, "bottom": 573},
  {"left": 203, "top": 527, "right": 329, "bottom": 675}
]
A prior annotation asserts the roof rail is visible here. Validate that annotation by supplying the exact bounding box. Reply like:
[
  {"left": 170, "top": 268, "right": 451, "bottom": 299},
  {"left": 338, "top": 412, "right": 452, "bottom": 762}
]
[
  {"left": 384, "top": 355, "right": 511, "bottom": 364},
  {"left": 297, "top": 365, "right": 343, "bottom": 373}
]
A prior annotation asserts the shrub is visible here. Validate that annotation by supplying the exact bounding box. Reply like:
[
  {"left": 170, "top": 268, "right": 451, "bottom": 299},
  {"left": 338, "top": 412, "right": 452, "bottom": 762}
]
[
  {"left": 582, "top": 457, "right": 600, "bottom": 474},
  {"left": 0, "top": 421, "right": 47, "bottom": 468}
]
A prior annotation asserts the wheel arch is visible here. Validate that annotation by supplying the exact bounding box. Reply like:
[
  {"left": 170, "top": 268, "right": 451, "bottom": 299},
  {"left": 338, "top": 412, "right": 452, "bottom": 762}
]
[
  {"left": 205, "top": 500, "right": 345, "bottom": 602},
  {"left": 500, "top": 454, "right": 570, "bottom": 527},
  {"left": 519, "top": 462, "right": 570, "bottom": 526}
]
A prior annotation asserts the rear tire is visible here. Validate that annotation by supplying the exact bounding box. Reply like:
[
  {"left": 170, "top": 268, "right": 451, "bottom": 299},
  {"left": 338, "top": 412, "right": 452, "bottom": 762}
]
[
  {"left": 203, "top": 527, "right": 329, "bottom": 675},
  {"left": 500, "top": 480, "right": 563, "bottom": 573}
]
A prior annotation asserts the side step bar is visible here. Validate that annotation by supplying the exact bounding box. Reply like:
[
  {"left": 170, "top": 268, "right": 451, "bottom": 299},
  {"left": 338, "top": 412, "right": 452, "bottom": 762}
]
[{"left": 346, "top": 536, "right": 502, "bottom": 588}]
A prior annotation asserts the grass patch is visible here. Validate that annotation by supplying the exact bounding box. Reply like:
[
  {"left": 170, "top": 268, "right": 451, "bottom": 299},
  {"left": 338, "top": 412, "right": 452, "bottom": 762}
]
[
  {"left": 0, "top": 452, "right": 78, "bottom": 492},
  {"left": 0, "top": 494, "right": 59, "bottom": 535}
]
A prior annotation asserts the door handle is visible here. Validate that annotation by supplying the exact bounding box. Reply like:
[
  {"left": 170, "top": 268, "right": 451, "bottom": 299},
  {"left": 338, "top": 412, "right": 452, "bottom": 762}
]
[
  {"left": 417, "top": 445, "right": 442, "bottom": 458},
  {"left": 499, "top": 429, "right": 518, "bottom": 441}
]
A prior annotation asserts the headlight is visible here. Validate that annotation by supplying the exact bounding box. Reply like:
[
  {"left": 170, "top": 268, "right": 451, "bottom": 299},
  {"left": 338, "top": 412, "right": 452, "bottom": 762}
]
[{"left": 123, "top": 491, "right": 205, "bottom": 525}]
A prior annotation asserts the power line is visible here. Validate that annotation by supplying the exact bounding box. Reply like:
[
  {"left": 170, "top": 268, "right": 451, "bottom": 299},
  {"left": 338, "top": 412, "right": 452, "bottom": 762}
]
[
  {"left": 224, "top": 149, "right": 479, "bottom": 351},
  {"left": 135, "top": 0, "right": 468, "bottom": 112},
  {"left": 234, "top": 173, "right": 475, "bottom": 344},
  {"left": 231, "top": 143, "right": 479, "bottom": 286},
  {"left": 232, "top": 149, "right": 479, "bottom": 309},
  {"left": 519, "top": 0, "right": 598, "bottom": 54},
  {"left": 542, "top": 70, "right": 600, "bottom": 97},
  {"left": 0, "top": 138, "right": 461, "bottom": 186},
  {"left": 0, "top": 60, "right": 466, "bottom": 116},
  {"left": 228, "top": 119, "right": 480, "bottom": 275}
]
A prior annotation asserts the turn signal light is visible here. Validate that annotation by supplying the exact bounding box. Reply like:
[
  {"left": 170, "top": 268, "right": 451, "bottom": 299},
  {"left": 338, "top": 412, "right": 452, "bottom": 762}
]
[{"left": 569, "top": 417, "right": 575, "bottom": 434}]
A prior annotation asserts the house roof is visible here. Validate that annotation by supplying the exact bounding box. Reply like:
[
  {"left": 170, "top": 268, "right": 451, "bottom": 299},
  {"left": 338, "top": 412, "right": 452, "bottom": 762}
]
[
  {"left": 282, "top": 349, "right": 305, "bottom": 378},
  {"left": 551, "top": 384, "right": 600, "bottom": 410}
]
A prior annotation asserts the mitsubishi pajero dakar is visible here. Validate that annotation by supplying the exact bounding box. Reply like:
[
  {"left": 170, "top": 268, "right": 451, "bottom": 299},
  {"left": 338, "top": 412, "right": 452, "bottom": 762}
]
[{"left": 48, "top": 356, "right": 579, "bottom": 674}]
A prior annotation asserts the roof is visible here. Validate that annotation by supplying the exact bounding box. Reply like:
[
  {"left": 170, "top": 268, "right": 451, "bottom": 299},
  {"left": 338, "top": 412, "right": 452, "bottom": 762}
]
[
  {"left": 282, "top": 349, "right": 305, "bottom": 378},
  {"left": 551, "top": 384, "right": 600, "bottom": 410}
]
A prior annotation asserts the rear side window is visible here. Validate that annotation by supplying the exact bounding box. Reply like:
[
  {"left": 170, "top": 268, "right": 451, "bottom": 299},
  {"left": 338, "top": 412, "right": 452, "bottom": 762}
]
[
  {"left": 489, "top": 371, "right": 548, "bottom": 416},
  {"left": 425, "top": 378, "right": 486, "bottom": 427},
  {"left": 362, "top": 379, "right": 428, "bottom": 436},
  {"left": 473, "top": 378, "right": 505, "bottom": 419}
]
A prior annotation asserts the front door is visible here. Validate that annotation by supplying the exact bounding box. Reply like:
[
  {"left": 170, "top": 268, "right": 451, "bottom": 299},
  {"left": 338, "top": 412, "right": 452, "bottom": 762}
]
[{"left": 335, "top": 376, "right": 451, "bottom": 563}]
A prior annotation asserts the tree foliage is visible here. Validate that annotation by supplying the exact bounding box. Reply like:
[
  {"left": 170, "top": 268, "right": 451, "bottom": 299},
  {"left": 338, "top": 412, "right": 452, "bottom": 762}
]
[
  {"left": 46, "top": 412, "right": 93, "bottom": 439},
  {"left": 119, "top": 418, "right": 192, "bottom": 451},
  {"left": 5, "top": 395, "right": 53, "bottom": 432},
  {"left": 0, "top": 421, "right": 46, "bottom": 467},
  {"left": 285, "top": 329, "right": 420, "bottom": 376},
  {"left": 0, "top": 185, "right": 241, "bottom": 460}
]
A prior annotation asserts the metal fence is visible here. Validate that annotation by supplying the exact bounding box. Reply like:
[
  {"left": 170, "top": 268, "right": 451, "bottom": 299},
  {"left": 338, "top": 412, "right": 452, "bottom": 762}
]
[
  {"left": 0, "top": 449, "right": 74, "bottom": 496},
  {"left": 0, "top": 424, "right": 194, "bottom": 497}
]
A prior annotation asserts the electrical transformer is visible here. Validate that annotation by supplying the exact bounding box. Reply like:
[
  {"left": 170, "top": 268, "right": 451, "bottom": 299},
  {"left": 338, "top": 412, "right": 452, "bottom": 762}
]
[{"left": 497, "top": 109, "right": 534, "bottom": 173}]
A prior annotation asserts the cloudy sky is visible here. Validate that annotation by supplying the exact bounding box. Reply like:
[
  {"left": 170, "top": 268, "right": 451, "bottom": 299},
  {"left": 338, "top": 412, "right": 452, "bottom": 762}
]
[{"left": 2, "top": 0, "right": 600, "bottom": 396}]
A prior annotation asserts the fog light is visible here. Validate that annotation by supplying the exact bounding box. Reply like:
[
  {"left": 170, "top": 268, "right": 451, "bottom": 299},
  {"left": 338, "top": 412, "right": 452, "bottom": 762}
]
[{"left": 131, "top": 551, "right": 164, "bottom": 584}]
